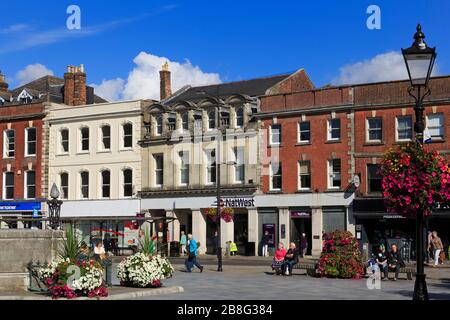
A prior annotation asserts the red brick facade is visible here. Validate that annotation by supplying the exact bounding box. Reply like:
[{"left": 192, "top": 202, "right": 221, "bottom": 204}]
[
  {"left": 0, "top": 102, "right": 45, "bottom": 200},
  {"left": 259, "top": 76, "right": 450, "bottom": 195}
]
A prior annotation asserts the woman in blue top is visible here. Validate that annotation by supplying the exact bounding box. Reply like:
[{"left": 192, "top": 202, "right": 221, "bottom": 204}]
[
  {"left": 180, "top": 231, "right": 187, "bottom": 256},
  {"left": 185, "top": 234, "right": 204, "bottom": 272}
]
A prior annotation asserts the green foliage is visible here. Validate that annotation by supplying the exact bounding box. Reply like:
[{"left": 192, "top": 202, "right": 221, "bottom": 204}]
[
  {"left": 139, "top": 227, "right": 154, "bottom": 256},
  {"left": 58, "top": 224, "right": 81, "bottom": 261}
]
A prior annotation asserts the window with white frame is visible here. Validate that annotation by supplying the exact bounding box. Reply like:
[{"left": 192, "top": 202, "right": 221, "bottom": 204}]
[
  {"left": 25, "top": 170, "right": 36, "bottom": 199},
  {"left": 80, "top": 127, "right": 89, "bottom": 151},
  {"left": 327, "top": 119, "right": 341, "bottom": 141},
  {"left": 298, "top": 121, "right": 311, "bottom": 143},
  {"left": 205, "top": 149, "right": 216, "bottom": 184},
  {"left": 3, "top": 130, "right": 15, "bottom": 158},
  {"left": 270, "top": 124, "right": 281, "bottom": 145},
  {"left": 155, "top": 116, "right": 163, "bottom": 136},
  {"left": 426, "top": 113, "right": 444, "bottom": 140},
  {"left": 328, "top": 159, "right": 341, "bottom": 189},
  {"left": 179, "top": 151, "right": 189, "bottom": 185},
  {"left": 101, "top": 170, "right": 111, "bottom": 198},
  {"left": 60, "top": 129, "right": 69, "bottom": 153},
  {"left": 367, "top": 164, "right": 382, "bottom": 193},
  {"left": 396, "top": 116, "right": 413, "bottom": 141},
  {"left": 367, "top": 118, "right": 382, "bottom": 142},
  {"left": 101, "top": 125, "right": 111, "bottom": 150},
  {"left": 298, "top": 161, "right": 311, "bottom": 190},
  {"left": 123, "top": 123, "right": 133, "bottom": 148},
  {"left": 233, "top": 147, "right": 245, "bottom": 183},
  {"left": 153, "top": 154, "right": 164, "bottom": 187},
  {"left": 60, "top": 172, "right": 69, "bottom": 199},
  {"left": 270, "top": 162, "right": 282, "bottom": 191},
  {"left": 80, "top": 171, "right": 89, "bottom": 199},
  {"left": 123, "top": 169, "right": 133, "bottom": 197},
  {"left": 25, "top": 127, "right": 37, "bottom": 156},
  {"left": 235, "top": 107, "right": 244, "bottom": 128},
  {"left": 208, "top": 110, "right": 216, "bottom": 130},
  {"left": 181, "top": 113, "right": 189, "bottom": 131},
  {"left": 3, "top": 172, "right": 14, "bottom": 199}
]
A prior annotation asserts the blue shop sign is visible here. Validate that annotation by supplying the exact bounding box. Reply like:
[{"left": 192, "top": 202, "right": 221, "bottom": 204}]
[{"left": 0, "top": 202, "right": 42, "bottom": 212}]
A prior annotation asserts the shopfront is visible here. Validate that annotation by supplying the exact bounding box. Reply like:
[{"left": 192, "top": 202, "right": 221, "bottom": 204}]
[
  {"left": 0, "top": 201, "right": 43, "bottom": 229},
  {"left": 289, "top": 207, "right": 312, "bottom": 256}
]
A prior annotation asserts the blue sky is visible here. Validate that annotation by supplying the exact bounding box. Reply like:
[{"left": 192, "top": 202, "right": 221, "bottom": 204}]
[{"left": 0, "top": 0, "right": 449, "bottom": 100}]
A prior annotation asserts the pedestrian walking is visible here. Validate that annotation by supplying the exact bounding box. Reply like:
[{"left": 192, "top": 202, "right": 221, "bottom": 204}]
[
  {"left": 262, "top": 231, "right": 270, "bottom": 257},
  {"left": 300, "top": 233, "right": 308, "bottom": 257},
  {"left": 431, "top": 231, "right": 444, "bottom": 266},
  {"left": 185, "top": 234, "right": 204, "bottom": 273},
  {"left": 180, "top": 231, "right": 187, "bottom": 256}
]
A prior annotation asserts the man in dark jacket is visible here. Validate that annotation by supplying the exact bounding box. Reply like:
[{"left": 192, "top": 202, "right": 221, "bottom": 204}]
[
  {"left": 388, "top": 244, "right": 405, "bottom": 281},
  {"left": 282, "top": 242, "right": 299, "bottom": 276}
]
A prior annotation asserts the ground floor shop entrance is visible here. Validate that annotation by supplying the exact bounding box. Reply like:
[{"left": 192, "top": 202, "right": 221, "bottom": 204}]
[{"left": 290, "top": 208, "right": 312, "bottom": 256}]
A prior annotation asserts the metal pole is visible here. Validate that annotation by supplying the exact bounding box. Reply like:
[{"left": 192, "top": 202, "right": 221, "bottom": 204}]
[
  {"left": 216, "top": 100, "right": 223, "bottom": 272},
  {"left": 412, "top": 93, "right": 429, "bottom": 301}
]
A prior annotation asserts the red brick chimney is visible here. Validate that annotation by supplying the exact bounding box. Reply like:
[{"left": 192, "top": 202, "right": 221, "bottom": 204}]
[
  {"left": 64, "top": 64, "right": 87, "bottom": 106},
  {"left": 0, "top": 71, "right": 9, "bottom": 92},
  {"left": 160, "top": 62, "right": 172, "bottom": 100}
]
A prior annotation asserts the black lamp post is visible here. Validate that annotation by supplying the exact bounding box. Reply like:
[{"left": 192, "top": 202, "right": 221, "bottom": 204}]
[
  {"left": 402, "top": 24, "right": 437, "bottom": 301},
  {"left": 47, "top": 183, "right": 63, "bottom": 230},
  {"left": 197, "top": 90, "right": 225, "bottom": 272}
]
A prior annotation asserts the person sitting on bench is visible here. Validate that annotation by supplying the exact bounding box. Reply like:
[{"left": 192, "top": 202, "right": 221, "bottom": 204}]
[
  {"left": 283, "top": 242, "right": 299, "bottom": 276},
  {"left": 272, "top": 242, "right": 286, "bottom": 275},
  {"left": 388, "top": 244, "right": 405, "bottom": 281}
]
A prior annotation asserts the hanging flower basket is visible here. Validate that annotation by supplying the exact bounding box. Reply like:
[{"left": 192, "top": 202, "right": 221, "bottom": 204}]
[
  {"left": 204, "top": 207, "right": 234, "bottom": 223},
  {"left": 380, "top": 141, "right": 450, "bottom": 217}
]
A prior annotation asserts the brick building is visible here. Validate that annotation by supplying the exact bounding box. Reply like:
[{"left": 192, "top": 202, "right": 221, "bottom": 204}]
[
  {"left": 256, "top": 76, "right": 450, "bottom": 258},
  {"left": 0, "top": 67, "right": 105, "bottom": 228}
]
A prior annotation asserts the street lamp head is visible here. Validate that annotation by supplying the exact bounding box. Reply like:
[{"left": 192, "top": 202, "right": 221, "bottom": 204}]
[
  {"left": 50, "top": 183, "right": 60, "bottom": 199},
  {"left": 402, "top": 24, "right": 437, "bottom": 87}
]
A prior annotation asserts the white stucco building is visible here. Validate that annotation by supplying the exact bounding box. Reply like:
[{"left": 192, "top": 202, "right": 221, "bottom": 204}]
[{"left": 45, "top": 99, "right": 151, "bottom": 245}]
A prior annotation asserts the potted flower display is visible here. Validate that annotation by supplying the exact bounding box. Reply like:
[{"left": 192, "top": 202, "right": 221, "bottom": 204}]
[
  {"left": 117, "top": 228, "right": 174, "bottom": 288},
  {"left": 37, "top": 225, "right": 108, "bottom": 299}
]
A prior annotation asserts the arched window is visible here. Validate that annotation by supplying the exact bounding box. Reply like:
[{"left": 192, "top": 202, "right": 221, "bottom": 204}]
[
  {"left": 60, "top": 172, "right": 69, "bottom": 199},
  {"left": 123, "top": 123, "right": 133, "bottom": 148},
  {"left": 156, "top": 116, "right": 163, "bottom": 135},
  {"left": 123, "top": 169, "right": 133, "bottom": 197},
  {"left": 181, "top": 113, "right": 189, "bottom": 130},
  {"left": 80, "top": 127, "right": 89, "bottom": 151},
  {"left": 80, "top": 171, "right": 89, "bottom": 199},
  {"left": 60, "top": 129, "right": 69, "bottom": 153},
  {"left": 208, "top": 110, "right": 216, "bottom": 129},
  {"left": 101, "top": 170, "right": 111, "bottom": 198},
  {"left": 236, "top": 107, "right": 244, "bottom": 128},
  {"left": 101, "top": 125, "right": 111, "bottom": 150}
]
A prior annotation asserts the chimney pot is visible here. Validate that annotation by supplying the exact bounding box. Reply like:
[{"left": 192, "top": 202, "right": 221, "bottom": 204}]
[
  {"left": 64, "top": 64, "right": 87, "bottom": 106},
  {"left": 160, "top": 62, "right": 172, "bottom": 100}
]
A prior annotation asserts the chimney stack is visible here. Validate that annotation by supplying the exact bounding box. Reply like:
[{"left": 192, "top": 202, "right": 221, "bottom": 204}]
[
  {"left": 0, "top": 71, "right": 9, "bottom": 93},
  {"left": 160, "top": 62, "right": 172, "bottom": 100},
  {"left": 64, "top": 64, "right": 87, "bottom": 106}
]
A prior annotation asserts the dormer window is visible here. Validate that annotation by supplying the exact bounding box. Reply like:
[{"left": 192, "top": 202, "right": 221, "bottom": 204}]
[
  {"left": 235, "top": 107, "right": 244, "bottom": 128},
  {"left": 155, "top": 115, "right": 163, "bottom": 136},
  {"left": 220, "top": 111, "right": 230, "bottom": 127},
  {"left": 17, "top": 89, "right": 34, "bottom": 104},
  {"left": 193, "top": 110, "right": 203, "bottom": 131},
  {"left": 168, "top": 114, "right": 176, "bottom": 131},
  {"left": 181, "top": 112, "right": 189, "bottom": 131},
  {"left": 208, "top": 110, "right": 216, "bottom": 130}
]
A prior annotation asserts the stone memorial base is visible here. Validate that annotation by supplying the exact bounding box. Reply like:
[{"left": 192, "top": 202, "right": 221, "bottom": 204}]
[{"left": 0, "top": 229, "right": 63, "bottom": 292}]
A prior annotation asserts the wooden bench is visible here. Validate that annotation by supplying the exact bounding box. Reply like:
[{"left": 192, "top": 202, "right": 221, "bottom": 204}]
[
  {"left": 366, "top": 266, "right": 415, "bottom": 280},
  {"left": 292, "top": 263, "right": 317, "bottom": 276}
]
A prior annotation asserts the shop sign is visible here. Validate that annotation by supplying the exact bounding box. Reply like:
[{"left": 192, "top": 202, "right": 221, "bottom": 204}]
[
  {"left": 382, "top": 215, "right": 405, "bottom": 219},
  {"left": 213, "top": 197, "right": 256, "bottom": 208},
  {"left": 0, "top": 202, "right": 41, "bottom": 212},
  {"left": 290, "top": 211, "right": 311, "bottom": 218}
]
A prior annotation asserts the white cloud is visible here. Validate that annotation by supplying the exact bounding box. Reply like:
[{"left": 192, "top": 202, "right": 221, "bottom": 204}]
[
  {"left": 15, "top": 64, "right": 54, "bottom": 86},
  {"left": 94, "top": 52, "right": 221, "bottom": 101},
  {"left": 332, "top": 51, "right": 439, "bottom": 85},
  {"left": 91, "top": 78, "right": 125, "bottom": 102},
  {"left": 0, "top": 23, "right": 31, "bottom": 34}
]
